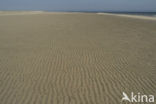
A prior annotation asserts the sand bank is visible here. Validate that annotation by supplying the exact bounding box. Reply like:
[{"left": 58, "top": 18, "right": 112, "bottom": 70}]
[
  {"left": 0, "top": 12, "right": 156, "bottom": 104},
  {"left": 97, "top": 12, "right": 156, "bottom": 20}
]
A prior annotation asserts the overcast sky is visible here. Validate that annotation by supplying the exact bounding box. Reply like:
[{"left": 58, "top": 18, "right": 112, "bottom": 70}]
[{"left": 0, "top": 0, "right": 156, "bottom": 12}]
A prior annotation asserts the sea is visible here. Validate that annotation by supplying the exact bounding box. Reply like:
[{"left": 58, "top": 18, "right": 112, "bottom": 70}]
[
  {"left": 61, "top": 11, "right": 156, "bottom": 17},
  {"left": 105, "top": 12, "right": 156, "bottom": 17}
]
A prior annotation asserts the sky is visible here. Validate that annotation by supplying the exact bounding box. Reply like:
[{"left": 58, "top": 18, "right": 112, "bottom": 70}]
[{"left": 0, "top": 0, "right": 156, "bottom": 12}]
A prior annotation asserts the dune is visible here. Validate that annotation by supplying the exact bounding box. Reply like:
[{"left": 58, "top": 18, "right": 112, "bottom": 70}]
[{"left": 0, "top": 12, "right": 156, "bottom": 104}]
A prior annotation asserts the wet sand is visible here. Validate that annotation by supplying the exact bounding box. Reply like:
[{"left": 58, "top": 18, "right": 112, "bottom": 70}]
[
  {"left": 97, "top": 12, "right": 156, "bottom": 20},
  {"left": 0, "top": 12, "right": 156, "bottom": 104}
]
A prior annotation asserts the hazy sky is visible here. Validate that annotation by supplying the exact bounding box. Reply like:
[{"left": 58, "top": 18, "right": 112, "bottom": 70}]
[{"left": 0, "top": 0, "right": 156, "bottom": 12}]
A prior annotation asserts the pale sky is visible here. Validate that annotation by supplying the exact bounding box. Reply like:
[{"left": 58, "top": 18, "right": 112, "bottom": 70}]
[{"left": 0, "top": 0, "right": 156, "bottom": 12}]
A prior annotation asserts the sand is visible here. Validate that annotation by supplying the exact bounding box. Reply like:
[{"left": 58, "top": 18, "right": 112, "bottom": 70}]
[
  {"left": 97, "top": 13, "right": 156, "bottom": 21},
  {"left": 0, "top": 12, "right": 156, "bottom": 104}
]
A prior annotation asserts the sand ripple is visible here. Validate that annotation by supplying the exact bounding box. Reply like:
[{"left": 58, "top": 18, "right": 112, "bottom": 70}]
[{"left": 0, "top": 12, "right": 156, "bottom": 104}]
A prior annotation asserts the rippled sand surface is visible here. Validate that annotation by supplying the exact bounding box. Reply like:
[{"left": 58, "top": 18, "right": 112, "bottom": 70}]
[{"left": 0, "top": 12, "right": 156, "bottom": 104}]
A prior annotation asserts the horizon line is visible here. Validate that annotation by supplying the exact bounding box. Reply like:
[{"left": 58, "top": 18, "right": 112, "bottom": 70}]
[{"left": 0, "top": 10, "right": 156, "bottom": 13}]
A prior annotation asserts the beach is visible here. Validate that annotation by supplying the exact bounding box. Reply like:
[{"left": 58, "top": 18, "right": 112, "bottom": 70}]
[{"left": 0, "top": 11, "right": 156, "bottom": 104}]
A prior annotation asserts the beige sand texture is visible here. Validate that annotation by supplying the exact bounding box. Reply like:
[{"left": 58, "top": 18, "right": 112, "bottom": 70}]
[{"left": 0, "top": 12, "right": 156, "bottom": 104}]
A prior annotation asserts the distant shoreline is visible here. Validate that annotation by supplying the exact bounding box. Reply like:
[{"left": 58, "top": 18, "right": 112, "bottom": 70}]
[
  {"left": 0, "top": 11, "right": 156, "bottom": 20},
  {"left": 96, "top": 13, "right": 156, "bottom": 20}
]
